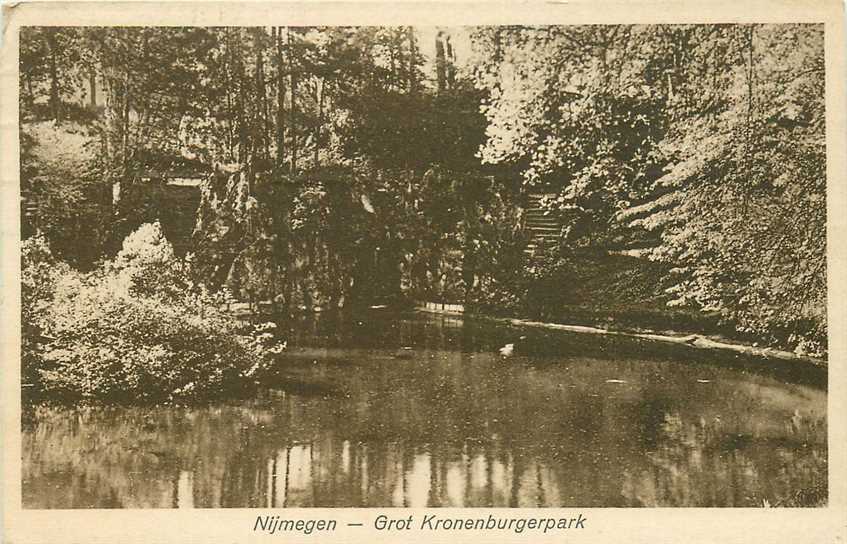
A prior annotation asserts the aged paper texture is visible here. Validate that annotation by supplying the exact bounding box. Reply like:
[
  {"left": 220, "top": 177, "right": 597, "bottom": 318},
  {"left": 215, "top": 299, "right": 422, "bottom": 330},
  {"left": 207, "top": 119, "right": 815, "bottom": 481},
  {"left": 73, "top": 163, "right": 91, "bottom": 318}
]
[{"left": 2, "top": 1, "right": 845, "bottom": 543}]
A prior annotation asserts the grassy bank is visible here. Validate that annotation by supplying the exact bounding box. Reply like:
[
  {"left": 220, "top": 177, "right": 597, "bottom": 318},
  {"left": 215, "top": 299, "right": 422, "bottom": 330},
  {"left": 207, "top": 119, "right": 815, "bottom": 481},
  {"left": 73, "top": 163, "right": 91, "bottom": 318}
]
[{"left": 473, "top": 251, "right": 825, "bottom": 359}]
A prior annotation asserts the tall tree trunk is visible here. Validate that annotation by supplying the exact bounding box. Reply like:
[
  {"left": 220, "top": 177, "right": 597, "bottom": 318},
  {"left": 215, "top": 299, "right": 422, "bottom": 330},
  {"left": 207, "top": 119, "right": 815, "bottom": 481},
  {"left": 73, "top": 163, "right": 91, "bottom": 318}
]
[
  {"left": 255, "top": 32, "right": 270, "bottom": 163},
  {"left": 98, "top": 31, "right": 132, "bottom": 210},
  {"left": 88, "top": 69, "right": 97, "bottom": 108},
  {"left": 435, "top": 31, "right": 447, "bottom": 94},
  {"left": 313, "top": 78, "right": 324, "bottom": 167},
  {"left": 45, "top": 31, "right": 61, "bottom": 123},
  {"left": 389, "top": 36, "right": 397, "bottom": 90},
  {"left": 24, "top": 72, "right": 34, "bottom": 111},
  {"left": 234, "top": 30, "right": 250, "bottom": 169},
  {"left": 132, "top": 31, "right": 149, "bottom": 163},
  {"left": 274, "top": 27, "right": 286, "bottom": 170},
  {"left": 103, "top": 66, "right": 125, "bottom": 206},
  {"left": 406, "top": 27, "right": 417, "bottom": 93},
  {"left": 122, "top": 70, "right": 130, "bottom": 176},
  {"left": 223, "top": 31, "right": 235, "bottom": 162},
  {"left": 445, "top": 34, "right": 456, "bottom": 89},
  {"left": 288, "top": 29, "right": 298, "bottom": 174}
]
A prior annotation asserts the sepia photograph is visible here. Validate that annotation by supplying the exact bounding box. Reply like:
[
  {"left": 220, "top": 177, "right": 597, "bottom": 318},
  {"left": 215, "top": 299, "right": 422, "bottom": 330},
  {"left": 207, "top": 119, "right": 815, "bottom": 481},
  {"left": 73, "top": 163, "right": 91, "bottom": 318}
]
[
  {"left": 14, "top": 20, "right": 832, "bottom": 511},
  {"left": 1, "top": 3, "right": 845, "bottom": 542}
]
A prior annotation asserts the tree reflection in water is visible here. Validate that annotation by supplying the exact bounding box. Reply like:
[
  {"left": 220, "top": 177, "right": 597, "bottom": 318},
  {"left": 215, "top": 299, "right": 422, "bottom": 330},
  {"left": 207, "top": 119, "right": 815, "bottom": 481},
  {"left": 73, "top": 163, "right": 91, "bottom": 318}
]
[{"left": 23, "top": 313, "right": 827, "bottom": 508}]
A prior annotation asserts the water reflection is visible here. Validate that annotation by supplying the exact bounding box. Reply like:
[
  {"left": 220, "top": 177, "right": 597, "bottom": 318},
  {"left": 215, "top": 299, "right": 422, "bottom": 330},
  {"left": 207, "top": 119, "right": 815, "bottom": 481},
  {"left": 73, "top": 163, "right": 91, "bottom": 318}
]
[{"left": 22, "top": 313, "right": 827, "bottom": 508}]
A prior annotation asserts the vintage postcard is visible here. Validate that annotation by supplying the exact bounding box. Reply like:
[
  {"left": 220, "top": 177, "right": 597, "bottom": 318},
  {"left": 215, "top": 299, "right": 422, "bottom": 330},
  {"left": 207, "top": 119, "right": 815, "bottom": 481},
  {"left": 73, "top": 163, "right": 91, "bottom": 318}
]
[{"left": 1, "top": 1, "right": 845, "bottom": 542}]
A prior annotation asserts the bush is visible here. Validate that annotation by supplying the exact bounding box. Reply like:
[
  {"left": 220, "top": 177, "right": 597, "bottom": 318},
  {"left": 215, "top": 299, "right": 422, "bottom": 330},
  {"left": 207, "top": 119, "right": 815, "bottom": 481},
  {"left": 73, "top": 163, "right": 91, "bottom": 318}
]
[
  {"left": 108, "top": 221, "right": 191, "bottom": 301},
  {"left": 22, "top": 223, "right": 285, "bottom": 403},
  {"left": 21, "top": 234, "right": 69, "bottom": 388},
  {"left": 20, "top": 121, "right": 111, "bottom": 268}
]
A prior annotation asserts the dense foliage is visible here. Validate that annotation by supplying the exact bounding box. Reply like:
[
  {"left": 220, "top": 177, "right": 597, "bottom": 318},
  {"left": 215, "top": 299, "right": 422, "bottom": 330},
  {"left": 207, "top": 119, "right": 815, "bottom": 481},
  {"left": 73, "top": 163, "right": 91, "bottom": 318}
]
[
  {"left": 20, "top": 24, "right": 827, "bottom": 363},
  {"left": 20, "top": 121, "right": 110, "bottom": 267},
  {"left": 470, "top": 24, "right": 826, "bottom": 354},
  {"left": 22, "top": 224, "right": 284, "bottom": 402}
]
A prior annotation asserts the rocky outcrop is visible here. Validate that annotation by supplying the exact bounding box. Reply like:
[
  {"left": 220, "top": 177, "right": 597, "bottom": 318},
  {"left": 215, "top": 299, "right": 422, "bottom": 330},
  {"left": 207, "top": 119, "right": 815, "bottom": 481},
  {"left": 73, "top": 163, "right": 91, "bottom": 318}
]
[
  {"left": 191, "top": 167, "right": 364, "bottom": 311},
  {"left": 192, "top": 167, "right": 286, "bottom": 304}
]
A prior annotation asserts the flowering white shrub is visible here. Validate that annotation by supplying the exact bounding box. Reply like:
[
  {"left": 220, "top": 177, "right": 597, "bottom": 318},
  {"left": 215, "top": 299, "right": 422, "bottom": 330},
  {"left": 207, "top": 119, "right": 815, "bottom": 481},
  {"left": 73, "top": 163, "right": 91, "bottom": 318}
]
[{"left": 22, "top": 224, "right": 286, "bottom": 403}]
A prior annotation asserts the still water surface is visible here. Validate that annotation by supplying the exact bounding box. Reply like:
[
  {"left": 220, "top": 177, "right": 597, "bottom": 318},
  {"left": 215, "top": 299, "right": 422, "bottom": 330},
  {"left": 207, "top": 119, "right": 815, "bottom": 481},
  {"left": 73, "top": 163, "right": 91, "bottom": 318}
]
[{"left": 23, "top": 312, "right": 827, "bottom": 508}]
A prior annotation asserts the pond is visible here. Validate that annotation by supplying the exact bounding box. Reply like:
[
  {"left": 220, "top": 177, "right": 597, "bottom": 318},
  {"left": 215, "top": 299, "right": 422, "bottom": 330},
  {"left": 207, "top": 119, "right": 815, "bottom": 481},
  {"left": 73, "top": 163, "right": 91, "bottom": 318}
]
[{"left": 22, "top": 311, "right": 827, "bottom": 508}]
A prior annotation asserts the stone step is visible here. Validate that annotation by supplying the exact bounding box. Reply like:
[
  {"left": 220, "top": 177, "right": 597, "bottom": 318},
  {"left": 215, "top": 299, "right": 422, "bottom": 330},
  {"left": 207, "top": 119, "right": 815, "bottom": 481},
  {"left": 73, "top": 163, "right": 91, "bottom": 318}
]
[
  {"left": 526, "top": 216, "right": 559, "bottom": 222},
  {"left": 524, "top": 247, "right": 554, "bottom": 256},
  {"left": 527, "top": 239, "right": 560, "bottom": 247},
  {"left": 524, "top": 193, "right": 563, "bottom": 258},
  {"left": 527, "top": 193, "right": 558, "bottom": 201}
]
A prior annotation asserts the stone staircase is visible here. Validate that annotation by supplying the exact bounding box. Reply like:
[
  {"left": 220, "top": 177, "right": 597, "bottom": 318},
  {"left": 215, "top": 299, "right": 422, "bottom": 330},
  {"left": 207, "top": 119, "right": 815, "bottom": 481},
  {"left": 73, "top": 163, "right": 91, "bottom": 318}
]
[{"left": 524, "top": 193, "right": 563, "bottom": 255}]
